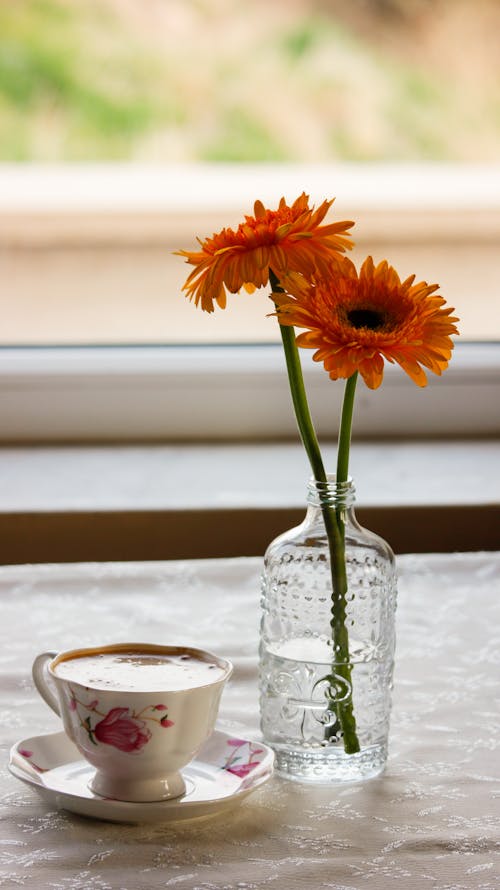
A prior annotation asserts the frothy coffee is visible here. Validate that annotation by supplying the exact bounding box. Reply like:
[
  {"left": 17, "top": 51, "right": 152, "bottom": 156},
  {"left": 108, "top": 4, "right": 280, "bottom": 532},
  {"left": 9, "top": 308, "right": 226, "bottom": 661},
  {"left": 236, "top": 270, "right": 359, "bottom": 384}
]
[{"left": 53, "top": 648, "right": 226, "bottom": 691}]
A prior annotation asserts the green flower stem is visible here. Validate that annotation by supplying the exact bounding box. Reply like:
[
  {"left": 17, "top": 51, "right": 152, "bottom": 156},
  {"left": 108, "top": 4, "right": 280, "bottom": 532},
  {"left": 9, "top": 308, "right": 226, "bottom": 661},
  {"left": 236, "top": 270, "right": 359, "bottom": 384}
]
[
  {"left": 278, "top": 323, "right": 328, "bottom": 482},
  {"left": 326, "top": 372, "right": 360, "bottom": 753},
  {"left": 337, "top": 372, "right": 358, "bottom": 485},
  {"left": 270, "top": 270, "right": 326, "bottom": 482},
  {"left": 270, "top": 268, "right": 360, "bottom": 755}
]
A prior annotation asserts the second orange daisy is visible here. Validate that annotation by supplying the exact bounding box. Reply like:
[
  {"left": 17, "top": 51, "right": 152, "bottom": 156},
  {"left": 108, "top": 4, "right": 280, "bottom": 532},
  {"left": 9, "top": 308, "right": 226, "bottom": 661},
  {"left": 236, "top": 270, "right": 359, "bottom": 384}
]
[{"left": 274, "top": 256, "right": 460, "bottom": 389}]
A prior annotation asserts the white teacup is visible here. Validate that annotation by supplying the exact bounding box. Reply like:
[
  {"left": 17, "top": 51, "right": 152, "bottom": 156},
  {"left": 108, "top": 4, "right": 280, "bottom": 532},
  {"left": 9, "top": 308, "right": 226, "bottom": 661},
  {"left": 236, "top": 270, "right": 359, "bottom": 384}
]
[{"left": 32, "top": 642, "right": 233, "bottom": 802}]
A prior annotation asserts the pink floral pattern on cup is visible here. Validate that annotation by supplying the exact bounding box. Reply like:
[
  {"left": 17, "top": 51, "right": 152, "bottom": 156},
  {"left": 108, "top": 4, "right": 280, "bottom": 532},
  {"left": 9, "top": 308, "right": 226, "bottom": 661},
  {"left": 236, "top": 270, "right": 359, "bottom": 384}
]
[
  {"left": 94, "top": 708, "right": 151, "bottom": 753},
  {"left": 222, "top": 738, "right": 265, "bottom": 778},
  {"left": 69, "top": 688, "right": 174, "bottom": 754}
]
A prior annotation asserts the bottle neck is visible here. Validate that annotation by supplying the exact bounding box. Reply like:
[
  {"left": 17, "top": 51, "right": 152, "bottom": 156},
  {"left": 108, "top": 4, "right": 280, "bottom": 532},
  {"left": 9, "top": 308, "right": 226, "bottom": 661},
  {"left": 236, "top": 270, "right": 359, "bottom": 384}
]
[{"left": 306, "top": 475, "right": 356, "bottom": 510}]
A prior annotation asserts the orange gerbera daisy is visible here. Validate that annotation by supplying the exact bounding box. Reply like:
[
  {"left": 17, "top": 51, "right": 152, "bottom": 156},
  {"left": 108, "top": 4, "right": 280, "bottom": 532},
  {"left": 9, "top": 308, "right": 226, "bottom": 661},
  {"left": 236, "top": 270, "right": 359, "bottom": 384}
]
[
  {"left": 176, "top": 193, "right": 354, "bottom": 312},
  {"left": 275, "top": 256, "right": 460, "bottom": 389}
]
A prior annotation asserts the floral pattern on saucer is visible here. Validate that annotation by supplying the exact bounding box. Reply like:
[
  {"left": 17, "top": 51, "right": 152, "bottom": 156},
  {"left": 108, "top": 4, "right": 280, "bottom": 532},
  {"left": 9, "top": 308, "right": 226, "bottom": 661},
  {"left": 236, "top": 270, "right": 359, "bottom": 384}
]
[
  {"left": 221, "top": 738, "right": 267, "bottom": 778},
  {"left": 9, "top": 730, "right": 274, "bottom": 823},
  {"left": 18, "top": 748, "right": 48, "bottom": 773}
]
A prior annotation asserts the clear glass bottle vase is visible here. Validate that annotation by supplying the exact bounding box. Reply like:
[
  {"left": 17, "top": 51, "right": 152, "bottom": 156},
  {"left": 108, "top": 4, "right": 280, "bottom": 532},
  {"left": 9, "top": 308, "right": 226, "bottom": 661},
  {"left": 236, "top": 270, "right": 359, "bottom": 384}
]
[{"left": 259, "top": 476, "right": 397, "bottom": 784}]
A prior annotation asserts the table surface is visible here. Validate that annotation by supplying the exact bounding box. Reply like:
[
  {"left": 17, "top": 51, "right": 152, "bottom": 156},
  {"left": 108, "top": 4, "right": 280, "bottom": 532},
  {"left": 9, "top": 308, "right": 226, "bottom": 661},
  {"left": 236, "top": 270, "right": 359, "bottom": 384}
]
[{"left": 1, "top": 552, "right": 499, "bottom": 890}]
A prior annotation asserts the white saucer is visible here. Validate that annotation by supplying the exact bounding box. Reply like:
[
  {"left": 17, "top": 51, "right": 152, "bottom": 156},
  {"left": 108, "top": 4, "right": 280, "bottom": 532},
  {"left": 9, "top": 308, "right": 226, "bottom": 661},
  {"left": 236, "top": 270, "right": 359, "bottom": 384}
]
[{"left": 9, "top": 729, "right": 274, "bottom": 824}]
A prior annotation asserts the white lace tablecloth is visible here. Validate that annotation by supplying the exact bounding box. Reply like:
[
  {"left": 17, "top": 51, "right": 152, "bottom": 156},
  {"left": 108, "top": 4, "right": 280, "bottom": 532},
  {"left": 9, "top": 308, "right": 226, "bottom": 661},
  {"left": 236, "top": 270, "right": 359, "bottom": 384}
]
[{"left": 1, "top": 553, "right": 499, "bottom": 890}]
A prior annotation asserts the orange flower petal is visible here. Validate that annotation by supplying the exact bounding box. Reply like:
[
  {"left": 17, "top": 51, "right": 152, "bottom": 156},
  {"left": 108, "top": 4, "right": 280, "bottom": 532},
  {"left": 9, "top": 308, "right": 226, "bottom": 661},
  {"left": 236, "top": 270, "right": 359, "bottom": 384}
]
[{"left": 176, "top": 195, "right": 354, "bottom": 312}]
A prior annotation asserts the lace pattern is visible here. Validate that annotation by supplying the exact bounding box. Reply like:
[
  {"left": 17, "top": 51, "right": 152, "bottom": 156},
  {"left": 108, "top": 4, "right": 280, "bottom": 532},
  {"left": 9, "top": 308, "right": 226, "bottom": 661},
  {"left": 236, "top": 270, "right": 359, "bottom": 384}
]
[{"left": 1, "top": 553, "right": 499, "bottom": 889}]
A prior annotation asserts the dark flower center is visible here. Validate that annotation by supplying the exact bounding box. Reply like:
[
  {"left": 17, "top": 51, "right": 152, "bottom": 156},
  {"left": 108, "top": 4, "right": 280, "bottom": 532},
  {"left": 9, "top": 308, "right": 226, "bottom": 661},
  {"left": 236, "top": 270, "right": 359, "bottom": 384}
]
[{"left": 347, "top": 308, "right": 385, "bottom": 330}]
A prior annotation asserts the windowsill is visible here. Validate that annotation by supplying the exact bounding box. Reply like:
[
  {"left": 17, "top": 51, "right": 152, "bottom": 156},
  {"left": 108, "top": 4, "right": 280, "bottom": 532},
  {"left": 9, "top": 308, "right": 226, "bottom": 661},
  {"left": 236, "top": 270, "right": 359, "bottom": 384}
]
[
  {"left": 1, "top": 440, "right": 498, "bottom": 563},
  {"left": 2, "top": 439, "right": 499, "bottom": 511}
]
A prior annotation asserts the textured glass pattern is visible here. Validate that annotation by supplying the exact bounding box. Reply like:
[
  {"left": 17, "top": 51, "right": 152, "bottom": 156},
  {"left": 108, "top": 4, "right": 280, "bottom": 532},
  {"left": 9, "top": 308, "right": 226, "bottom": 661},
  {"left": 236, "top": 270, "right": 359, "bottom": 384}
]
[{"left": 259, "top": 486, "right": 397, "bottom": 783}]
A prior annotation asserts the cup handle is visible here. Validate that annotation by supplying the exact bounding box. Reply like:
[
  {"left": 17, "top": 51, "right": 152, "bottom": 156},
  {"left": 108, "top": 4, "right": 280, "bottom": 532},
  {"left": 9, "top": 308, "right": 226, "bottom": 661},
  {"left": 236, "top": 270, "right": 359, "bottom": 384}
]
[{"left": 32, "top": 651, "right": 61, "bottom": 716}]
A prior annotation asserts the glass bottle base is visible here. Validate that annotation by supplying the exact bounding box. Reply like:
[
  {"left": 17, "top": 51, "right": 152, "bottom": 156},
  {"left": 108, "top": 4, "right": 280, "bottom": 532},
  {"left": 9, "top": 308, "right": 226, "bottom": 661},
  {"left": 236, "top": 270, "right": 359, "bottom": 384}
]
[{"left": 272, "top": 742, "right": 387, "bottom": 785}]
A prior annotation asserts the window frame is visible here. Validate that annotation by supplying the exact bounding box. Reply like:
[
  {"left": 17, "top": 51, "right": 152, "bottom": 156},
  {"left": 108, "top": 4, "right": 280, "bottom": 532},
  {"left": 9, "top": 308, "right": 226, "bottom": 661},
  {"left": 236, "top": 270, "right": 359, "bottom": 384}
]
[
  {"left": 1, "top": 162, "right": 499, "bottom": 441},
  {"left": 0, "top": 340, "right": 498, "bottom": 441}
]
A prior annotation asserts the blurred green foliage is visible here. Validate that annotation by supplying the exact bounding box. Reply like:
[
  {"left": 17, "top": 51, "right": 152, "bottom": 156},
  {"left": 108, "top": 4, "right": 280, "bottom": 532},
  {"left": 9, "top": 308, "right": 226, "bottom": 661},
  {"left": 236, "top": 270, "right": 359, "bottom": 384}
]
[
  {"left": 0, "top": 0, "right": 498, "bottom": 162},
  {"left": 0, "top": 0, "right": 170, "bottom": 159}
]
